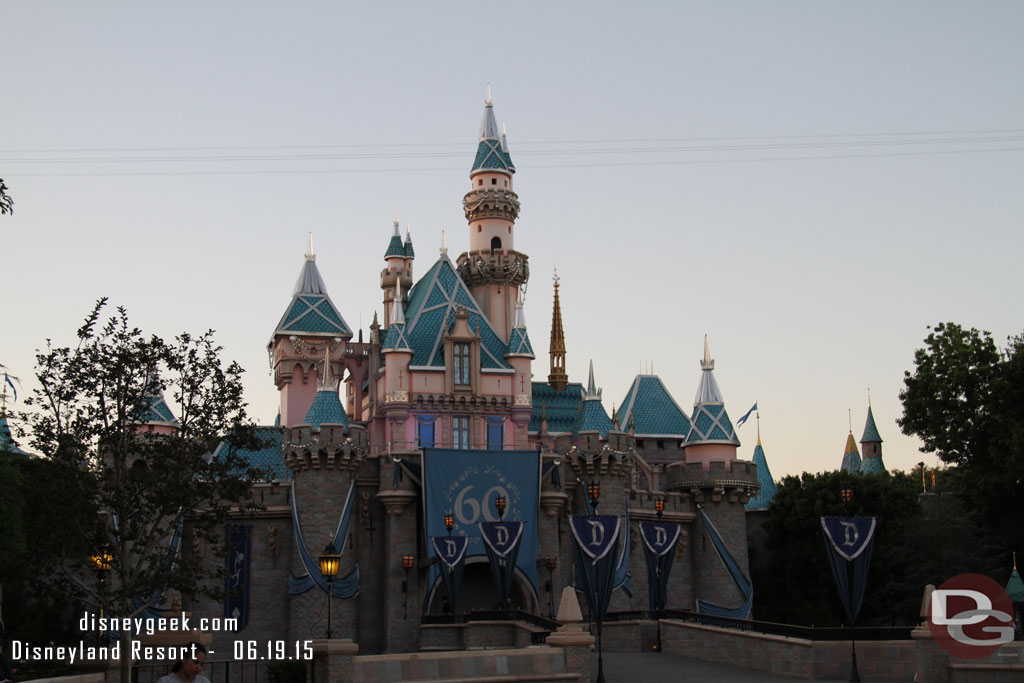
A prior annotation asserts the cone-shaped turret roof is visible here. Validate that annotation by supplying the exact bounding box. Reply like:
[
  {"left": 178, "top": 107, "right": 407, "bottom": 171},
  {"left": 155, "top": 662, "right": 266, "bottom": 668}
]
[
  {"left": 302, "top": 349, "right": 348, "bottom": 429},
  {"left": 841, "top": 432, "right": 862, "bottom": 474},
  {"left": 746, "top": 416, "right": 777, "bottom": 509},
  {"left": 141, "top": 379, "right": 180, "bottom": 429},
  {"left": 385, "top": 217, "right": 406, "bottom": 258},
  {"left": 687, "top": 336, "right": 740, "bottom": 445},
  {"left": 471, "top": 86, "right": 515, "bottom": 175},
  {"left": 382, "top": 280, "right": 413, "bottom": 352},
  {"left": 616, "top": 374, "right": 691, "bottom": 437},
  {"left": 1006, "top": 556, "right": 1024, "bottom": 603},
  {"left": 0, "top": 412, "right": 29, "bottom": 455},
  {"left": 272, "top": 236, "right": 352, "bottom": 339},
  {"left": 404, "top": 224, "right": 415, "bottom": 258},
  {"left": 506, "top": 291, "right": 534, "bottom": 358},
  {"left": 861, "top": 405, "right": 883, "bottom": 443},
  {"left": 578, "top": 360, "right": 612, "bottom": 436}
]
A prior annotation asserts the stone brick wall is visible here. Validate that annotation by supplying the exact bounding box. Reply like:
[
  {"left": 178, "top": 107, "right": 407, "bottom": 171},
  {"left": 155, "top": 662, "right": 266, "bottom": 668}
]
[
  {"left": 660, "top": 619, "right": 914, "bottom": 680},
  {"left": 352, "top": 647, "right": 574, "bottom": 682}
]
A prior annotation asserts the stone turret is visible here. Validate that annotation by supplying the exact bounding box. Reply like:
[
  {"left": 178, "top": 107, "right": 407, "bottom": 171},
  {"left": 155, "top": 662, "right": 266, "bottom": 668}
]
[
  {"left": 860, "top": 400, "right": 886, "bottom": 474},
  {"left": 381, "top": 216, "right": 413, "bottom": 329}
]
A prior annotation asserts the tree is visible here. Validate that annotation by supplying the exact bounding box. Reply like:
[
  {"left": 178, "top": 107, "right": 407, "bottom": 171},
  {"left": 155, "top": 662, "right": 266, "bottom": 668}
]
[
  {"left": 898, "top": 322, "right": 1024, "bottom": 556},
  {"left": 0, "top": 178, "right": 12, "bottom": 215},
  {"left": 20, "top": 299, "right": 267, "bottom": 683}
]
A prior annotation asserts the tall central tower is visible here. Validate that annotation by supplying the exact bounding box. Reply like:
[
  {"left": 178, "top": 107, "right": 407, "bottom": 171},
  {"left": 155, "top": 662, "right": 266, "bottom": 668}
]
[{"left": 456, "top": 87, "right": 528, "bottom": 340}]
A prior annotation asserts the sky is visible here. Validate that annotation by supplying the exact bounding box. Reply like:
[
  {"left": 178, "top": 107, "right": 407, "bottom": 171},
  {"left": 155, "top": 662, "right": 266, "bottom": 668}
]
[{"left": 3, "top": 1, "right": 1023, "bottom": 479}]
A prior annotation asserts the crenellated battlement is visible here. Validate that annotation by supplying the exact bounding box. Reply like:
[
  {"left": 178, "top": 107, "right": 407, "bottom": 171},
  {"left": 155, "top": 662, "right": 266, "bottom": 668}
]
[
  {"left": 664, "top": 458, "right": 760, "bottom": 505},
  {"left": 455, "top": 248, "right": 529, "bottom": 288},
  {"left": 282, "top": 422, "right": 369, "bottom": 471}
]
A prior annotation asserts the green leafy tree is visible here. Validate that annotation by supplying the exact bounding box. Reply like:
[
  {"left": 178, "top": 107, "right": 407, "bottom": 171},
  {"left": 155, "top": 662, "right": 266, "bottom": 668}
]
[
  {"left": 20, "top": 299, "right": 267, "bottom": 683},
  {"left": 0, "top": 178, "right": 12, "bottom": 215},
  {"left": 898, "top": 322, "right": 1024, "bottom": 557}
]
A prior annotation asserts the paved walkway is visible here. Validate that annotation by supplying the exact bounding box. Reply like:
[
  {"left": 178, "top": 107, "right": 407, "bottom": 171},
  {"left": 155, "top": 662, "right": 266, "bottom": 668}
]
[{"left": 594, "top": 652, "right": 883, "bottom": 683}]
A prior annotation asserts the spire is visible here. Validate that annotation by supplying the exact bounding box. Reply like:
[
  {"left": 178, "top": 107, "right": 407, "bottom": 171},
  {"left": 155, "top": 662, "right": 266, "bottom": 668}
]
[
  {"left": 472, "top": 86, "right": 514, "bottom": 174},
  {"left": 384, "top": 217, "right": 405, "bottom": 258},
  {"left": 548, "top": 269, "right": 568, "bottom": 391},
  {"left": 501, "top": 122, "right": 509, "bottom": 152},
  {"left": 861, "top": 405, "right": 883, "bottom": 443},
  {"left": 305, "top": 232, "right": 316, "bottom": 261},
  {"left": 756, "top": 412, "right": 762, "bottom": 447},
  {"left": 404, "top": 223, "right": 415, "bottom": 258},
  {"left": 440, "top": 230, "right": 448, "bottom": 256},
  {"left": 318, "top": 346, "right": 339, "bottom": 392},
  {"left": 746, "top": 421, "right": 778, "bottom": 510},
  {"left": 392, "top": 280, "right": 405, "bottom": 325},
  {"left": 479, "top": 84, "right": 499, "bottom": 140},
  {"left": 584, "top": 359, "right": 602, "bottom": 400},
  {"left": 694, "top": 335, "right": 724, "bottom": 404},
  {"left": 513, "top": 290, "right": 526, "bottom": 328}
]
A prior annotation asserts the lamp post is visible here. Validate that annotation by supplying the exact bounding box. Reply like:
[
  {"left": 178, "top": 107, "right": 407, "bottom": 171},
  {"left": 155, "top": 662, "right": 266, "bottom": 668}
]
[
  {"left": 494, "top": 495, "right": 506, "bottom": 520},
  {"left": 587, "top": 481, "right": 600, "bottom": 510},
  {"left": 444, "top": 512, "right": 454, "bottom": 536},
  {"left": 318, "top": 541, "right": 341, "bottom": 639},
  {"left": 839, "top": 487, "right": 860, "bottom": 683},
  {"left": 88, "top": 546, "right": 113, "bottom": 645},
  {"left": 654, "top": 496, "right": 665, "bottom": 519},
  {"left": 545, "top": 556, "right": 557, "bottom": 619},
  {"left": 401, "top": 555, "right": 415, "bottom": 619}
]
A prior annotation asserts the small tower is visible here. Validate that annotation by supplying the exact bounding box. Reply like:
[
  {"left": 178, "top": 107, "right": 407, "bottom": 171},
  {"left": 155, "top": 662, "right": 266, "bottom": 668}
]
[
  {"left": 381, "top": 216, "right": 413, "bottom": 328},
  {"left": 746, "top": 414, "right": 777, "bottom": 510},
  {"left": 505, "top": 290, "right": 535, "bottom": 447},
  {"left": 841, "top": 431, "right": 862, "bottom": 474},
  {"left": 860, "top": 397, "right": 886, "bottom": 474},
  {"left": 579, "top": 360, "right": 613, "bottom": 436},
  {"left": 456, "top": 86, "right": 527, "bottom": 339},
  {"left": 269, "top": 235, "right": 353, "bottom": 427},
  {"left": 548, "top": 271, "right": 568, "bottom": 391},
  {"left": 138, "top": 373, "right": 180, "bottom": 436},
  {"left": 684, "top": 336, "right": 741, "bottom": 470}
]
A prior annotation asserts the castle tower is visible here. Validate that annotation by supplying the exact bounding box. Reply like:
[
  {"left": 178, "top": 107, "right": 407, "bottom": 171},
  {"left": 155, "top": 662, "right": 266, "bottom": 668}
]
[
  {"left": 579, "top": 360, "right": 613, "bottom": 436},
  {"left": 548, "top": 272, "right": 568, "bottom": 391},
  {"left": 381, "top": 217, "right": 413, "bottom": 329},
  {"left": 504, "top": 290, "right": 536, "bottom": 447},
  {"left": 269, "top": 235, "right": 353, "bottom": 427},
  {"left": 684, "top": 335, "right": 741, "bottom": 470},
  {"left": 138, "top": 374, "right": 180, "bottom": 436},
  {"left": 841, "top": 431, "right": 862, "bottom": 474},
  {"left": 456, "top": 87, "right": 527, "bottom": 340},
  {"left": 860, "top": 399, "right": 887, "bottom": 474},
  {"left": 380, "top": 281, "right": 414, "bottom": 448}
]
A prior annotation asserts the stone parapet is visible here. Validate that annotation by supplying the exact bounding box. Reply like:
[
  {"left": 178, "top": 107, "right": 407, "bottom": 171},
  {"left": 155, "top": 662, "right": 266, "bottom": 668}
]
[{"left": 456, "top": 248, "right": 528, "bottom": 288}]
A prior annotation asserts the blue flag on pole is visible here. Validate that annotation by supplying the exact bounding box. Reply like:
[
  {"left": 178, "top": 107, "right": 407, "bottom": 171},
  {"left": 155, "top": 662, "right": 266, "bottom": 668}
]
[
  {"left": 821, "top": 516, "right": 877, "bottom": 623},
  {"left": 736, "top": 402, "right": 757, "bottom": 427}
]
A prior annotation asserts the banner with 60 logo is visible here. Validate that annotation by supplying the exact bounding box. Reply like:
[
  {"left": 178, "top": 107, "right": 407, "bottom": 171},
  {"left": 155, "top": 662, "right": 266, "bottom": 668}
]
[{"left": 422, "top": 448, "right": 541, "bottom": 591}]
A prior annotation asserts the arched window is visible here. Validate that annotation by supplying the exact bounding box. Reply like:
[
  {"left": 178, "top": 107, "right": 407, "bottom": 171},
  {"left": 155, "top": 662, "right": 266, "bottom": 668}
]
[{"left": 490, "top": 236, "right": 502, "bottom": 251}]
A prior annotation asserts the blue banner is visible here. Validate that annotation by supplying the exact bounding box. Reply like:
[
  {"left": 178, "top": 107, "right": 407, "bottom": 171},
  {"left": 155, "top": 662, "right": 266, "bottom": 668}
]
[
  {"left": 422, "top": 448, "right": 540, "bottom": 591},
  {"left": 431, "top": 536, "right": 469, "bottom": 612},
  {"left": 569, "top": 515, "right": 621, "bottom": 624},
  {"left": 821, "top": 516, "right": 876, "bottom": 561},
  {"left": 821, "top": 516, "right": 877, "bottom": 623},
  {"left": 480, "top": 522, "right": 524, "bottom": 607},
  {"left": 639, "top": 522, "right": 680, "bottom": 611},
  {"left": 224, "top": 525, "right": 251, "bottom": 630}
]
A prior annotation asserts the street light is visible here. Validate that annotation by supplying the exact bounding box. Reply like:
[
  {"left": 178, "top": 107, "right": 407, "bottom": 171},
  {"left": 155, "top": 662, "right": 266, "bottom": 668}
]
[
  {"left": 587, "top": 481, "right": 600, "bottom": 510},
  {"left": 545, "top": 556, "right": 557, "bottom": 619},
  {"left": 444, "top": 512, "right": 454, "bottom": 536},
  {"left": 494, "top": 495, "right": 507, "bottom": 520},
  {"left": 401, "top": 555, "right": 415, "bottom": 618},
  {"left": 654, "top": 497, "right": 665, "bottom": 519},
  {"left": 318, "top": 541, "right": 341, "bottom": 639},
  {"left": 89, "top": 546, "right": 113, "bottom": 644},
  {"left": 841, "top": 488, "right": 854, "bottom": 505}
]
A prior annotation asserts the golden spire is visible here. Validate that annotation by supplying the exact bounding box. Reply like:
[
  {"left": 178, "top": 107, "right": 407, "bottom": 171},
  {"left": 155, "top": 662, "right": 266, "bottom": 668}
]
[
  {"left": 548, "top": 268, "right": 568, "bottom": 391},
  {"left": 756, "top": 412, "right": 761, "bottom": 447}
]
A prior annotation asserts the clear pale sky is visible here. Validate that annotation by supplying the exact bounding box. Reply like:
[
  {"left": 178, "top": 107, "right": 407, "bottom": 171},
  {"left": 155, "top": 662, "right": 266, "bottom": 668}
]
[{"left": 3, "top": 2, "right": 1022, "bottom": 479}]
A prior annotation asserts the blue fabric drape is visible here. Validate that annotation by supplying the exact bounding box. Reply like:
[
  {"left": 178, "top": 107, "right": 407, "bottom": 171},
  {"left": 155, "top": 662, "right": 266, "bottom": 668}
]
[
  {"left": 639, "top": 522, "right": 680, "bottom": 611},
  {"left": 479, "top": 522, "right": 524, "bottom": 607},
  {"left": 570, "top": 516, "right": 620, "bottom": 623},
  {"left": 695, "top": 509, "right": 753, "bottom": 618},
  {"left": 821, "top": 517, "right": 876, "bottom": 623},
  {"left": 613, "top": 496, "right": 632, "bottom": 597},
  {"left": 431, "top": 536, "right": 468, "bottom": 613},
  {"left": 288, "top": 480, "right": 359, "bottom": 599}
]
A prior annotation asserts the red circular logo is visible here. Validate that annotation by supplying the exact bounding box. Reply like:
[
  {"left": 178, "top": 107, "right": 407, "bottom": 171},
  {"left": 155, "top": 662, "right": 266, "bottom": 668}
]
[{"left": 927, "top": 573, "right": 1014, "bottom": 659}]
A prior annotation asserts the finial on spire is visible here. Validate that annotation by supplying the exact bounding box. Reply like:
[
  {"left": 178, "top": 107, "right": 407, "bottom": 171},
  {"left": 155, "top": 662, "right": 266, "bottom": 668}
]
[
  {"left": 392, "top": 280, "right": 405, "bottom": 325},
  {"left": 513, "top": 289, "right": 527, "bottom": 329},
  {"left": 405, "top": 223, "right": 412, "bottom": 241},
  {"left": 440, "top": 229, "right": 448, "bottom": 255},
  {"left": 700, "top": 334, "right": 715, "bottom": 371},
  {"left": 319, "top": 346, "right": 333, "bottom": 388},
  {"left": 756, "top": 412, "right": 761, "bottom": 447},
  {"left": 485, "top": 82, "right": 493, "bottom": 106},
  {"left": 305, "top": 232, "right": 316, "bottom": 261},
  {"left": 848, "top": 408, "right": 852, "bottom": 433},
  {"left": 393, "top": 211, "right": 400, "bottom": 235},
  {"left": 867, "top": 386, "right": 872, "bottom": 407}
]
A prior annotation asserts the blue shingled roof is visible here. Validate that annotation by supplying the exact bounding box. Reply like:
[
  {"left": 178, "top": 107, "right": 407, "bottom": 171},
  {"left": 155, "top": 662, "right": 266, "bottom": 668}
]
[
  {"left": 745, "top": 443, "right": 778, "bottom": 510},
  {"left": 472, "top": 138, "right": 514, "bottom": 174},
  {"left": 382, "top": 321, "right": 413, "bottom": 352},
  {"left": 404, "top": 236, "right": 415, "bottom": 258},
  {"left": 841, "top": 433, "right": 861, "bottom": 474},
  {"left": 212, "top": 426, "right": 289, "bottom": 481},
  {"left": 0, "top": 414, "right": 29, "bottom": 456},
  {"left": 579, "top": 399, "right": 613, "bottom": 436},
  {"left": 616, "top": 375, "right": 692, "bottom": 437},
  {"left": 143, "top": 394, "right": 179, "bottom": 427},
  {"left": 403, "top": 256, "right": 512, "bottom": 370},
  {"left": 687, "top": 402, "right": 740, "bottom": 445},
  {"left": 861, "top": 406, "right": 883, "bottom": 443},
  {"left": 529, "top": 382, "right": 584, "bottom": 433},
  {"left": 303, "top": 389, "right": 349, "bottom": 429},
  {"left": 385, "top": 234, "right": 405, "bottom": 258},
  {"left": 860, "top": 454, "right": 887, "bottom": 475},
  {"left": 506, "top": 327, "right": 534, "bottom": 357},
  {"left": 272, "top": 258, "right": 352, "bottom": 339}
]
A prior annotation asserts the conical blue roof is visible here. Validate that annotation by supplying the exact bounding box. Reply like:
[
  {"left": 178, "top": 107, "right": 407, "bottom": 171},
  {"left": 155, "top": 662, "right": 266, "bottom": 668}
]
[
  {"left": 860, "top": 455, "right": 887, "bottom": 474},
  {"left": 841, "top": 433, "right": 861, "bottom": 474},
  {"left": 0, "top": 413, "right": 29, "bottom": 455},
  {"left": 272, "top": 251, "right": 352, "bottom": 339},
  {"left": 143, "top": 393, "right": 180, "bottom": 428},
  {"left": 385, "top": 233, "right": 406, "bottom": 258},
  {"left": 616, "top": 375, "right": 692, "bottom": 437},
  {"left": 861, "top": 406, "right": 882, "bottom": 443},
  {"left": 471, "top": 98, "right": 515, "bottom": 174},
  {"left": 382, "top": 321, "right": 413, "bottom": 353},
  {"left": 404, "top": 233, "right": 415, "bottom": 258},
  {"left": 303, "top": 388, "right": 348, "bottom": 429},
  {"left": 579, "top": 398, "right": 613, "bottom": 436},
  {"left": 745, "top": 442, "right": 778, "bottom": 510},
  {"left": 506, "top": 327, "right": 534, "bottom": 357}
]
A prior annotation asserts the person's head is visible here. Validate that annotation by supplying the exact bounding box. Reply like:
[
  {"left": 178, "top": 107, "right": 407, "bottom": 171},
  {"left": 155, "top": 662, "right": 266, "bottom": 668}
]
[{"left": 171, "top": 643, "right": 206, "bottom": 679}]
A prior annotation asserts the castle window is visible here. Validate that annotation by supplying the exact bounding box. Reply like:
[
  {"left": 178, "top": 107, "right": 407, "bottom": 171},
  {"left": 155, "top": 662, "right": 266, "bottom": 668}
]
[
  {"left": 478, "top": 179, "right": 483, "bottom": 186},
  {"left": 486, "top": 417, "right": 504, "bottom": 451},
  {"left": 504, "top": 180, "right": 507, "bottom": 187},
  {"left": 417, "top": 415, "right": 436, "bottom": 449},
  {"left": 453, "top": 342, "right": 471, "bottom": 386},
  {"left": 656, "top": 439, "right": 665, "bottom": 450},
  {"left": 453, "top": 415, "right": 470, "bottom": 449},
  {"left": 491, "top": 178, "right": 497, "bottom": 185},
  {"left": 490, "top": 236, "right": 502, "bottom": 251}
]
